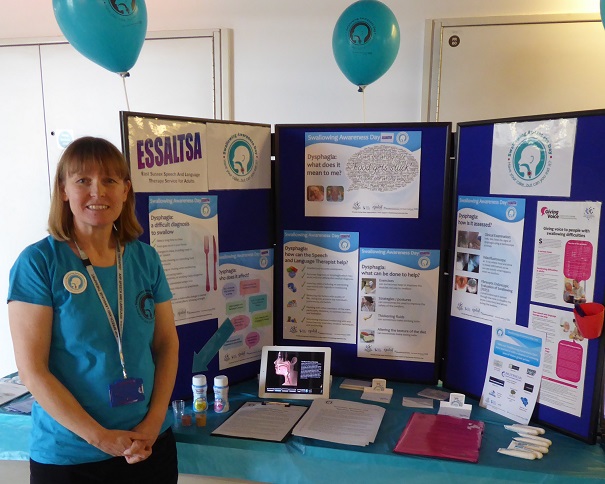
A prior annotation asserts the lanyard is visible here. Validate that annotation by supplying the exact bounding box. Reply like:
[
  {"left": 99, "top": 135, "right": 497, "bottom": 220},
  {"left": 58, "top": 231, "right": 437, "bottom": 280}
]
[{"left": 74, "top": 239, "right": 128, "bottom": 380}]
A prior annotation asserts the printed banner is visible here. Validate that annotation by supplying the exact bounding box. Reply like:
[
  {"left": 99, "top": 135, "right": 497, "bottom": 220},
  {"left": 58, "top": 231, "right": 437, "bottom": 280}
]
[{"left": 127, "top": 116, "right": 208, "bottom": 193}]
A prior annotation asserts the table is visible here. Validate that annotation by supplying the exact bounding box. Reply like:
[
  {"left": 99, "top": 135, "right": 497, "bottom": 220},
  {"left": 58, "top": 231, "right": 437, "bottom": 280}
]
[{"left": 2, "top": 378, "right": 605, "bottom": 483}]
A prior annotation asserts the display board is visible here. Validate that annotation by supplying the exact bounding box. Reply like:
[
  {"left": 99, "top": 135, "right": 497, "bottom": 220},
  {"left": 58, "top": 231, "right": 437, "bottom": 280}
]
[
  {"left": 274, "top": 123, "right": 452, "bottom": 384},
  {"left": 443, "top": 110, "right": 605, "bottom": 442},
  {"left": 121, "top": 111, "right": 273, "bottom": 400}
]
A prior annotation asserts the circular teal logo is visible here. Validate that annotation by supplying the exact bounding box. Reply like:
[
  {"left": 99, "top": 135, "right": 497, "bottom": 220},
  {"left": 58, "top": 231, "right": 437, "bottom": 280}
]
[
  {"left": 512, "top": 138, "right": 547, "bottom": 181},
  {"left": 224, "top": 134, "right": 258, "bottom": 182}
]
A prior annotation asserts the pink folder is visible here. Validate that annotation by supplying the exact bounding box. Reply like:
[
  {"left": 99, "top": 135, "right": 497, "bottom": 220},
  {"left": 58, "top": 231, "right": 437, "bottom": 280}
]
[{"left": 394, "top": 413, "right": 484, "bottom": 463}]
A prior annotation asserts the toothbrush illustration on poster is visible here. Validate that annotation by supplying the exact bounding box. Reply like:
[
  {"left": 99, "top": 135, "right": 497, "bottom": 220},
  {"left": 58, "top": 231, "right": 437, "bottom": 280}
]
[
  {"left": 218, "top": 249, "right": 274, "bottom": 370},
  {"left": 283, "top": 230, "right": 359, "bottom": 343},
  {"left": 149, "top": 195, "right": 220, "bottom": 325},
  {"left": 528, "top": 304, "right": 587, "bottom": 417},
  {"left": 450, "top": 196, "right": 525, "bottom": 326},
  {"left": 304, "top": 130, "right": 421, "bottom": 218},
  {"left": 357, "top": 248, "right": 439, "bottom": 363},
  {"left": 531, "top": 201, "right": 601, "bottom": 308}
]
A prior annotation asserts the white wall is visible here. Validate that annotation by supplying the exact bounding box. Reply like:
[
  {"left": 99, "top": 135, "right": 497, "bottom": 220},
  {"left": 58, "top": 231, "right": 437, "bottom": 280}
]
[{"left": 0, "top": 0, "right": 599, "bottom": 376}]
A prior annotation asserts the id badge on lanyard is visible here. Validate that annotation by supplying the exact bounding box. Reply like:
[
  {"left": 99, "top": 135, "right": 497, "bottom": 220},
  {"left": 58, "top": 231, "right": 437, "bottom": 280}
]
[{"left": 75, "top": 239, "right": 145, "bottom": 407}]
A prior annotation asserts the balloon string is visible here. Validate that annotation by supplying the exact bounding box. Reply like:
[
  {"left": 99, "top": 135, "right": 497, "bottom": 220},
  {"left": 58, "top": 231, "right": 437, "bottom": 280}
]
[
  {"left": 121, "top": 72, "right": 131, "bottom": 111},
  {"left": 362, "top": 90, "right": 366, "bottom": 122}
]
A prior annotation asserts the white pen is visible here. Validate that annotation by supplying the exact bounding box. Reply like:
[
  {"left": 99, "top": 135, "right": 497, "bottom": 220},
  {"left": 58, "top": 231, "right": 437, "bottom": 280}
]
[
  {"left": 504, "top": 424, "right": 540, "bottom": 435},
  {"left": 509, "top": 423, "right": 546, "bottom": 435},
  {"left": 497, "top": 448, "right": 537, "bottom": 460}
]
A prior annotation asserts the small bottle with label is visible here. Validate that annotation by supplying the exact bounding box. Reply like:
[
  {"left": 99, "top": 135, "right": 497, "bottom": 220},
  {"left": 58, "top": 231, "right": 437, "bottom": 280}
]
[
  {"left": 191, "top": 374, "right": 207, "bottom": 427},
  {"left": 213, "top": 375, "right": 229, "bottom": 413}
]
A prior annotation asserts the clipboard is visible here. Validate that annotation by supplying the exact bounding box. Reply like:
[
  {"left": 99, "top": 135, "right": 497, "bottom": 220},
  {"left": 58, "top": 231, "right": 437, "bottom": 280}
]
[{"left": 211, "top": 401, "right": 309, "bottom": 442}]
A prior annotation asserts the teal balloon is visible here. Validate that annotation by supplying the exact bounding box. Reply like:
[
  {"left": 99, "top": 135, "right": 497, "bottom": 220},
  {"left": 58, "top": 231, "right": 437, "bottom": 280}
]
[
  {"left": 332, "top": 0, "right": 400, "bottom": 89},
  {"left": 53, "top": 0, "right": 147, "bottom": 74}
]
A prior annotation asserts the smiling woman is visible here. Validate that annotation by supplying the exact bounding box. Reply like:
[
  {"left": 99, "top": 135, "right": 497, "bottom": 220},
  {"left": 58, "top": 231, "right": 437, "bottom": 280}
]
[{"left": 7, "top": 136, "right": 180, "bottom": 483}]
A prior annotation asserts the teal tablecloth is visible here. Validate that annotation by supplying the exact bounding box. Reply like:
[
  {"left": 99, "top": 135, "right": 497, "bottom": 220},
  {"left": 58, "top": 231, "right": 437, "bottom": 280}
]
[{"left": 2, "top": 377, "right": 605, "bottom": 483}]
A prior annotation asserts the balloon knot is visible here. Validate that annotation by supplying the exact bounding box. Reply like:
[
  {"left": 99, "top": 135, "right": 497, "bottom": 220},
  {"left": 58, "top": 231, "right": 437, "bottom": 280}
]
[
  {"left": 358, "top": 85, "right": 366, "bottom": 93},
  {"left": 119, "top": 72, "right": 131, "bottom": 78}
]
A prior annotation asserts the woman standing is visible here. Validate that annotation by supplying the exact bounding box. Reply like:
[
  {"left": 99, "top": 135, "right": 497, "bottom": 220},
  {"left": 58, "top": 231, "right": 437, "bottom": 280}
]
[{"left": 8, "top": 137, "right": 179, "bottom": 483}]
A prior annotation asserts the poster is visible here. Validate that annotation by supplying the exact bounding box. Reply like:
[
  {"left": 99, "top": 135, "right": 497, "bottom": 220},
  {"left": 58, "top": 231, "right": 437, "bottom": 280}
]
[
  {"left": 282, "top": 230, "right": 359, "bottom": 343},
  {"left": 304, "top": 130, "right": 421, "bottom": 218},
  {"left": 531, "top": 201, "right": 601, "bottom": 308},
  {"left": 356, "top": 248, "right": 439, "bottom": 363},
  {"left": 218, "top": 249, "right": 274, "bottom": 370},
  {"left": 149, "top": 195, "right": 219, "bottom": 325},
  {"left": 206, "top": 122, "right": 271, "bottom": 190},
  {"left": 528, "top": 305, "right": 587, "bottom": 417},
  {"left": 480, "top": 325, "right": 545, "bottom": 425},
  {"left": 490, "top": 118, "right": 576, "bottom": 196},
  {"left": 450, "top": 196, "right": 525, "bottom": 325},
  {"left": 126, "top": 115, "right": 208, "bottom": 193}
]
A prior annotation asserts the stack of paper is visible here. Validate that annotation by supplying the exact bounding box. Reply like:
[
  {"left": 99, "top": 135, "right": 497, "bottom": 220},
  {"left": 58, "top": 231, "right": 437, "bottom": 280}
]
[
  {"left": 292, "top": 398, "right": 385, "bottom": 446},
  {"left": 0, "top": 379, "right": 29, "bottom": 407}
]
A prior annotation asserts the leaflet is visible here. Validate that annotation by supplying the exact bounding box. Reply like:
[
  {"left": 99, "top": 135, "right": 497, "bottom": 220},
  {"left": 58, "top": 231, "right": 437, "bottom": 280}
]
[
  {"left": 529, "top": 304, "right": 587, "bottom": 417},
  {"left": 531, "top": 201, "right": 601, "bottom": 308},
  {"left": 480, "top": 325, "right": 545, "bottom": 425},
  {"left": 218, "top": 249, "right": 274, "bottom": 370},
  {"left": 304, "top": 131, "right": 421, "bottom": 218},
  {"left": 149, "top": 195, "right": 219, "bottom": 325},
  {"left": 450, "top": 196, "right": 525, "bottom": 325},
  {"left": 283, "top": 230, "right": 359, "bottom": 343},
  {"left": 357, "top": 248, "right": 439, "bottom": 363}
]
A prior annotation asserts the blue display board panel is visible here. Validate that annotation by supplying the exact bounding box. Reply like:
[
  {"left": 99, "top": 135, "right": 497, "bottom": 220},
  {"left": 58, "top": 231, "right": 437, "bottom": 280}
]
[
  {"left": 444, "top": 111, "right": 605, "bottom": 443},
  {"left": 121, "top": 112, "right": 274, "bottom": 400},
  {"left": 275, "top": 123, "right": 452, "bottom": 384}
]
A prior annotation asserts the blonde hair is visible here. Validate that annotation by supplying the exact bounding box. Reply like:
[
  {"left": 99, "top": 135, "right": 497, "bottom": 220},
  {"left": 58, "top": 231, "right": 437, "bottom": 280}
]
[{"left": 48, "top": 136, "right": 143, "bottom": 243}]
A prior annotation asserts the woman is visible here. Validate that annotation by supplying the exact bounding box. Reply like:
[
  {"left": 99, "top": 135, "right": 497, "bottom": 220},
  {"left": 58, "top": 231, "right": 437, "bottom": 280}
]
[{"left": 8, "top": 137, "right": 179, "bottom": 483}]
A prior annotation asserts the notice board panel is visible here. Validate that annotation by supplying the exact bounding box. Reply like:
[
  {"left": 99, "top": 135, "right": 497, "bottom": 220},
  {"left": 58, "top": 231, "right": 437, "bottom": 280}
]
[
  {"left": 444, "top": 110, "right": 605, "bottom": 442},
  {"left": 121, "top": 111, "right": 273, "bottom": 400},
  {"left": 275, "top": 123, "right": 452, "bottom": 384}
]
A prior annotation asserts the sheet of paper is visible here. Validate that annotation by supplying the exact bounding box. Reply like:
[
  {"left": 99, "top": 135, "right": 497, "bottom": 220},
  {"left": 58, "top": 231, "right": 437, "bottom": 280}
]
[
  {"left": 292, "top": 398, "right": 385, "bottom": 446},
  {"left": 0, "top": 382, "right": 29, "bottom": 406},
  {"left": 480, "top": 325, "right": 545, "bottom": 424},
  {"left": 211, "top": 402, "right": 308, "bottom": 442},
  {"left": 531, "top": 200, "right": 601, "bottom": 308}
]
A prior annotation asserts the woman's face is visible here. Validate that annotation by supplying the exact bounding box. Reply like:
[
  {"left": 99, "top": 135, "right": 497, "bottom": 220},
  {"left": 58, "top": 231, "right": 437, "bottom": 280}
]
[{"left": 62, "top": 165, "right": 130, "bottom": 233}]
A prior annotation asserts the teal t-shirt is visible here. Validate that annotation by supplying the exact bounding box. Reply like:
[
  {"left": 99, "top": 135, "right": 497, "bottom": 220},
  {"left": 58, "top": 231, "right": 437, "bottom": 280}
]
[{"left": 8, "top": 236, "right": 173, "bottom": 465}]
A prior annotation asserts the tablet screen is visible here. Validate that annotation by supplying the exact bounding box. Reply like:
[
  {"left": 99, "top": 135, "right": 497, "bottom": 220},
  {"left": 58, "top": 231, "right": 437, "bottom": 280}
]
[{"left": 258, "top": 346, "right": 331, "bottom": 400}]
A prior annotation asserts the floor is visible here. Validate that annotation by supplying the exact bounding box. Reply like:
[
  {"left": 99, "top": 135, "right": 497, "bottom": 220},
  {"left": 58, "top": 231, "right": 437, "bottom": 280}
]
[{"left": 0, "top": 460, "right": 260, "bottom": 483}]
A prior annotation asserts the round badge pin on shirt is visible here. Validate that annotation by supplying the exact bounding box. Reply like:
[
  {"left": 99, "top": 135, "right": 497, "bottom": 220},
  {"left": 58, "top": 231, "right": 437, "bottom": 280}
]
[{"left": 63, "top": 271, "right": 87, "bottom": 294}]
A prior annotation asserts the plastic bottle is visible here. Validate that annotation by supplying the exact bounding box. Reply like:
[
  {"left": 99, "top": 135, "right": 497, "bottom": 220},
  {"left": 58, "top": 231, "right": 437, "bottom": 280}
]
[
  {"left": 192, "top": 374, "right": 207, "bottom": 426},
  {"left": 213, "top": 375, "right": 229, "bottom": 413}
]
